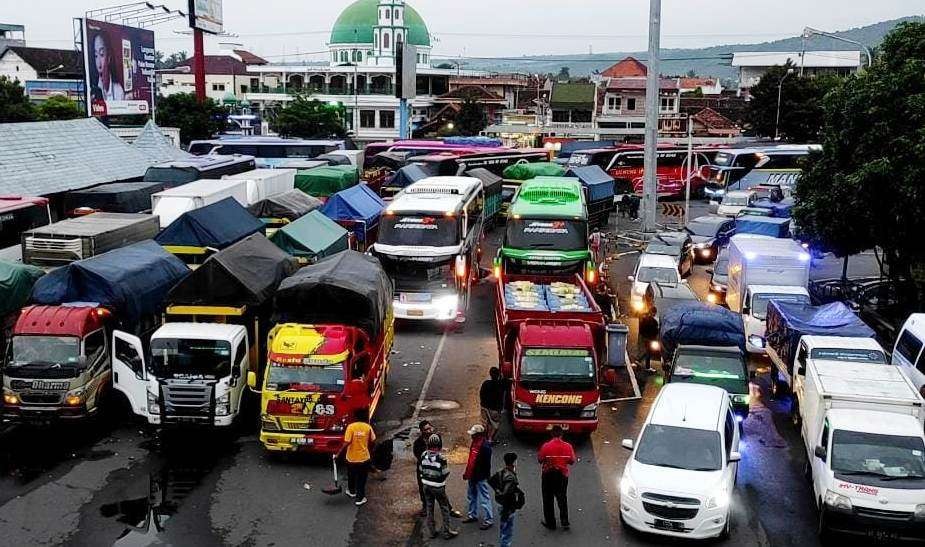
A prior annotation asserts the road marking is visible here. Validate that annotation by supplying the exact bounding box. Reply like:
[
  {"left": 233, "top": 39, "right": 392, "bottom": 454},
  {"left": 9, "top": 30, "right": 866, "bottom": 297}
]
[{"left": 410, "top": 331, "right": 448, "bottom": 425}]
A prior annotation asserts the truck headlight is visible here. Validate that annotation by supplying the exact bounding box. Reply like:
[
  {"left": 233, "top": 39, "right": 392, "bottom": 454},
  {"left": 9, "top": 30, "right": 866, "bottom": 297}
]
[
  {"left": 915, "top": 504, "right": 925, "bottom": 521},
  {"left": 147, "top": 390, "right": 160, "bottom": 415},
  {"left": 215, "top": 393, "right": 230, "bottom": 417},
  {"left": 620, "top": 475, "right": 638, "bottom": 499},
  {"left": 514, "top": 401, "right": 533, "bottom": 417},
  {"left": 261, "top": 416, "right": 280, "bottom": 431},
  {"left": 64, "top": 388, "right": 85, "bottom": 407},
  {"left": 580, "top": 403, "right": 598, "bottom": 418},
  {"left": 748, "top": 335, "right": 765, "bottom": 348},
  {"left": 706, "top": 487, "right": 730, "bottom": 509},
  {"left": 732, "top": 394, "right": 751, "bottom": 406},
  {"left": 823, "top": 490, "right": 853, "bottom": 512},
  {"left": 3, "top": 389, "right": 20, "bottom": 406},
  {"left": 631, "top": 300, "right": 646, "bottom": 313}
]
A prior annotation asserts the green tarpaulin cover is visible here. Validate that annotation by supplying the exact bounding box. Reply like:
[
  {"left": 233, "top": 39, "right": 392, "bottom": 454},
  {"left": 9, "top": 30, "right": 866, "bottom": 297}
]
[
  {"left": 294, "top": 166, "right": 359, "bottom": 197},
  {"left": 270, "top": 210, "right": 349, "bottom": 261},
  {"left": 502, "top": 162, "right": 565, "bottom": 181},
  {"left": 0, "top": 260, "right": 44, "bottom": 315}
]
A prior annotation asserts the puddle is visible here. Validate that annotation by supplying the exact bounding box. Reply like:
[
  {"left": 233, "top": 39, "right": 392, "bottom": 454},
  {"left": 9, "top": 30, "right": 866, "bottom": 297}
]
[{"left": 413, "top": 399, "right": 460, "bottom": 412}]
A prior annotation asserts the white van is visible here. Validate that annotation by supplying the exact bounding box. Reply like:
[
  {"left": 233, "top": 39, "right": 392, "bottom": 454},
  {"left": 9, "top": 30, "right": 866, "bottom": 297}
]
[
  {"left": 224, "top": 168, "right": 295, "bottom": 205},
  {"left": 620, "top": 383, "right": 740, "bottom": 540},
  {"left": 893, "top": 314, "right": 925, "bottom": 396}
]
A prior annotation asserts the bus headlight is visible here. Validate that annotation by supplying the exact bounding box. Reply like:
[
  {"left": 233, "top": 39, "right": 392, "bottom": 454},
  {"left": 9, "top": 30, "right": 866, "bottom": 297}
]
[
  {"left": 3, "top": 389, "right": 20, "bottom": 406},
  {"left": 435, "top": 294, "right": 459, "bottom": 317},
  {"left": 631, "top": 300, "right": 646, "bottom": 313},
  {"left": 147, "top": 390, "right": 161, "bottom": 415},
  {"left": 64, "top": 388, "right": 86, "bottom": 407},
  {"left": 915, "top": 504, "right": 925, "bottom": 521},
  {"left": 261, "top": 416, "right": 280, "bottom": 431}
]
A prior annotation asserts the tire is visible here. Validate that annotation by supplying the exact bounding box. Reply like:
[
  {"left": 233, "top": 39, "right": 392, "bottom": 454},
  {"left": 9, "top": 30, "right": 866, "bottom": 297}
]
[
  {"left": 791, "top": 399, "right": 801, "bottom": 428},
  {"left": 719, "top": 509, "right": 732, "bottom": 540},
  {"left": 817, "top": 509, "right": 833, "bottom": 545}
]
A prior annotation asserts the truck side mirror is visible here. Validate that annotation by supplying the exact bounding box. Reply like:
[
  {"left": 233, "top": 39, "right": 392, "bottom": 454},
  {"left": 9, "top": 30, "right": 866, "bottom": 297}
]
[
  {"left": 814, "top": 445, "right": 827, "bottom": 461},
  {"left": 247, "top": 371, "right": 257, "bottom": 389},
  {"left": 621, "top": 439, "right": 634, "bottom": 451},
  {"left": 742, "top": 306, "right": 750, "bottom": 315},
  {"left": 729, "top": 451, "right": 742, "bottom": 463},
  {"left": 627, "top": 275, "right": 635, "bottom": 282}
]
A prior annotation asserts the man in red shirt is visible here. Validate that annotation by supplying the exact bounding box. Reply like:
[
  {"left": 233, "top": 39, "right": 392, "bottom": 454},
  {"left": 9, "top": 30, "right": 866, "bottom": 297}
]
[{"left": 537, "top": 425, "right": 576, "bottom": 530}]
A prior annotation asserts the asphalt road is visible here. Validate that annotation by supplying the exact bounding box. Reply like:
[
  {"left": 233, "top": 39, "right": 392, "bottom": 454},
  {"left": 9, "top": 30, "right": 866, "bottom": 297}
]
[{"left": 0, "top": 200, "right": 884, "bottom": 546}]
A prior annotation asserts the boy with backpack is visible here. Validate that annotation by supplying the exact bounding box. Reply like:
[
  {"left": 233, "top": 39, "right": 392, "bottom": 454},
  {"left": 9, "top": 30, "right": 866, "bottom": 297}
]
[{"left": 489, "top": 452, "right": 525, "bottom": 547}]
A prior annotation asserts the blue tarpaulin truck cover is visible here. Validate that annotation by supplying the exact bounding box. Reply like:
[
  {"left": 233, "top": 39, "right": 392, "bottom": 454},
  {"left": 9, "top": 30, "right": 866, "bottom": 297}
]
[
  {"left": 766, "top": 301, "right": 875, "bottom": 374},
  {"left": 735, "top": 216, "right": 791, "bottom": 238},
  {"left": 753, "top": 198, "right": 795, "bottom": 218},
  {"left": 387, "top": 164, "right": 432, "bottom": 189},
  {"left": 564, "top": 166, "right": 616, "bottom": 202},
  {"left": 321, "top": 184, "right": 385, "bottom": 242},
  {"left": 155, "top": 197, "right": 263, "bottom": 250},
  {"left": 30, "top": 240, "right": 188, "bottom": 322},
  {"left": 659, "top": 301, "right": 747, "bottom": 360}
]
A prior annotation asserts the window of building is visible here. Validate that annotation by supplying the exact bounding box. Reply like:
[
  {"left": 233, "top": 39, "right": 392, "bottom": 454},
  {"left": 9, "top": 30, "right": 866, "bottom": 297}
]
[
  {"left": 394, "top": 8, "right": 400, "bottom": 20},
  {"left": 572, "top": 110, "right": 592, "bottom": 123},
  {"left": 357, "top": 50, "right": 363, "bottom": 62},
  {"left": 626, "top": 98, "right": 637, "bottom": 111},
  {"left": 375, "top": 34, "right": 379, "bottom": 50},
  {"left": 360, "top": 110, "right": 376, "bottom": 128},
  {"left": 551, "top": 110, "right": 570, "bottom": 123},
  {"left": 340, "top": 50, "right": 348, "bottom": 63},
  {"left": 607, "top": 96, "right": 622, "bottom": 111},
  {"left": 211, "top": 83, "right": 225, "bottom": 91},
  {"left": 395, "top": 31, "right": 403, "bottom": 45},
  {"left": 380, "top": 110, "right": 396, "bottom": 128},
  {"left": 383, "top": 32, "right": 390, "bottom": 49},
  {"left": 660, "top": 96, "right": 677, "bottom": 112},
  {"left": 385, "top": 8, "right": 391, "bottom": 19}
]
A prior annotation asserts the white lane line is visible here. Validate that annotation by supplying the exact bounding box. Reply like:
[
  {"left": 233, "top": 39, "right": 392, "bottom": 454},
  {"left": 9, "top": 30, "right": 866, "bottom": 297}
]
[{"left": 410, "top": 331, "right": 448, "bottom": 425}]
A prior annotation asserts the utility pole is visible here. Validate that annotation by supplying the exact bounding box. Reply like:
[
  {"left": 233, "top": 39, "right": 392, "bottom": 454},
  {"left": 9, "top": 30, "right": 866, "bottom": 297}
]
[
  {"left": 193, "top": 28, "right": 206, "bottom": 102},
  {"left": 642, "top": 0, "right": 662, "bottom": 233}
]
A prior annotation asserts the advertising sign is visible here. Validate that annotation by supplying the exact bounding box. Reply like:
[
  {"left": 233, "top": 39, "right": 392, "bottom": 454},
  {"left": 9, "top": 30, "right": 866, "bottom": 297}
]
[
  {"left": 83, "top": 19, "right": 155, "bottom": 117},
  {"left": 188, "top": 0, "right": 224, "bottom": 34}
]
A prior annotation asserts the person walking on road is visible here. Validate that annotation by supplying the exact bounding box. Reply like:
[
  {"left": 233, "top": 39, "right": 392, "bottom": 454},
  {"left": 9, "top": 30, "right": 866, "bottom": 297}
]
[
  {"left": 419, "top": 434, "right": 460, "bottom": 540},
  {"left": 479, "top": 367, "right": 505, "bottom": 441},
  {"left": 413, "top": 420, "right": 436, "bottom": 516},
  {"left": 538, "top": 426, "right": 576, "bottom": 530},
  {"left": 462, "top": 424, "right": 494, "bottom": 529},
  {"left": 340, "top": 408, "right": 376, "bottom": 506},
  {"left": 489, "top": 452, "right": 524, "bottom": 547}
]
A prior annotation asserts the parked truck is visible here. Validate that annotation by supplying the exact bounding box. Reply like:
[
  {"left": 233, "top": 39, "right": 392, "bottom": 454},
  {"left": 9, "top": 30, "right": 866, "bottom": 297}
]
[
  {"left": 111, "top": 234, "right": 297, "bottom": 428},
  {"left": 727, "top": 236, "right": 812, "bottom": 353},
  {"left": 495, "top": 274, "right": 620, "bottom": 434},
  {"left": 659, "top": 301, "right": 752, "bottom": 418},
  {"left": 765, "top": 301, "right": 879, "bottom": 399},
  {"left": 223, "top": 168, "right": 296, "bottom": 206},
  {"left": 151, "top": 179, "right": 250, "bottom": 229},
  {"left": 21, "top": 213, "right": 160, "bottom": 267},
  {"left": 250, "top": 251, "right": 394, "bottom": 454},
  {"left": 1, "top": 241, "right": 187, "bottom": 423},
  {"left": 799, "top": 354, "right": 925, "bottom": 542}
]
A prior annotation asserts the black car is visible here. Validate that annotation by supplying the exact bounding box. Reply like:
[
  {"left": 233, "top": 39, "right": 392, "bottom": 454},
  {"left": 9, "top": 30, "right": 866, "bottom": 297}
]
[
  {"left": 685, "top": 215, "right": 735, "bottom": 264},
  {"left": 707, "top": 247, "right": 730, "bottom": 306},
  {"left": 645, "top": 231, "right": 694, "bottom": 277},
  {"left": 640, "top": 281, "right": 699, "bottom": 356}
]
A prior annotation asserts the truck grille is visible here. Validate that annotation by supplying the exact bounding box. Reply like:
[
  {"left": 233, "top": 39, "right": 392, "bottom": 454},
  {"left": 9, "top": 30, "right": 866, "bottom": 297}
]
[
  {"left": 162, "top": 383, "right": 212, "bottom": 417},
  {"left": 641, "top": 492, "right": 700, "bottom": 520},
  {"left": 855, "top": 506, "right": 914, "bottom": 522},
  {"left": 24, "top": 237, "right": 83, "bottom": 264},
  {"left": 20, "top": 392, "right": 63, "bottom": 405},
  {"left": 531, "top": 405, "right": 583, "bottom": 420}
]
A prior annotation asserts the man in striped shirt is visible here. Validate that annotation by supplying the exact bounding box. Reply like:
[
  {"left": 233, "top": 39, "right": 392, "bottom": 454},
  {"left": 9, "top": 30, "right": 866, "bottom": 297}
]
[{"left": 418, "top": 434, "right": 460, "bottom": 540}]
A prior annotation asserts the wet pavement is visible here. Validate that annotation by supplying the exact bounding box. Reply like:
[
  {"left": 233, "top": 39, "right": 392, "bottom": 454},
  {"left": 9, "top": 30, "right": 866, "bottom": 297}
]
[{"left": 0, "top": 199, "right": 885, "bottom": 546}]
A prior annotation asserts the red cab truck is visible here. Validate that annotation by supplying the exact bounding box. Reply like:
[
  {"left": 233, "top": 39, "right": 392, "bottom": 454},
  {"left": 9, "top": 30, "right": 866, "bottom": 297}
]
[{"left": 494, "top": 274, "right": 610, "bottom": 434}]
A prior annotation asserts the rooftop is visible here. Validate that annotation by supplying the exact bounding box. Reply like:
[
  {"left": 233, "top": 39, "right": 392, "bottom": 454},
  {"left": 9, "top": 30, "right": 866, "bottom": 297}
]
[
  {"left": 161, "top": 53, "right": 262, "bottom": 75},
  {"left": 2, "top": 46, "right": 83, "bottom": 79},
  {"left": 549, "top": 82, "right": 596, "bottom": 107},
  {"left": 731, "top": 50, "right": 862, "bottom": 68},
  {"left": 650, "top": 383, "right": 726, "bottom": 431},
  {"left": 510, "top": 178, "right": 586, "bottom": 219},
  {"left": 600, "top": 57, "right": 648, "bottom": 78},
  {"left": 330, "top": 0, "right": 431, "bottom": 47}
]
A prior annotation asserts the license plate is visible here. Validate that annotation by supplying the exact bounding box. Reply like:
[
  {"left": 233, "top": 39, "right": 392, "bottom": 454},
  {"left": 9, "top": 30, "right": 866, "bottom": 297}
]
[
  {"left": 653, "top": 519, "right": 685, "bottom": 532},
  {"left": 291, "top": 437, "right": 314, "bottom": 446},
  {"left": 401, "top": 293, "right": 432, "bottom": 303},
  {"left": 867, "top": 529, "right": 899, "bottom": 541},
  {"left": 407, "top": 309, "right": 424, "bottom": 317}
]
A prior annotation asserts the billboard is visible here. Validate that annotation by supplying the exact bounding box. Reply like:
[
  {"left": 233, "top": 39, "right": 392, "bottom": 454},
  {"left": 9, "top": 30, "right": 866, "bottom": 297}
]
[
  {"left": 83, "top": 18, "right": 155, "bottom": 117},
  {"left": 189, "top": 0, "right": 224, "bottom": 34}
]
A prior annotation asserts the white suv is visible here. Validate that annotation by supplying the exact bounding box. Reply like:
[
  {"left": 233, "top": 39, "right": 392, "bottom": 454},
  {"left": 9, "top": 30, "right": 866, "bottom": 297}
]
[{"left": 620, "top": 383, "right": 741, "bottom": 540}]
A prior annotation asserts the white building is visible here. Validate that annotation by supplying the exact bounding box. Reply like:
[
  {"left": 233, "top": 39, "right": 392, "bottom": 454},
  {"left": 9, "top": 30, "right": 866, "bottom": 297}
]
[
  {"left": 731, "top": 50, "right": 862, "bottom": 92},
  {"left": 158, "top": 49, "right": 267, "bottom": 104},
  {"left": 0, "top": 46, "right": 84, "bottom": 102},
  {"left": 244, "top": 0, "right": 485, "bottom": 144}
]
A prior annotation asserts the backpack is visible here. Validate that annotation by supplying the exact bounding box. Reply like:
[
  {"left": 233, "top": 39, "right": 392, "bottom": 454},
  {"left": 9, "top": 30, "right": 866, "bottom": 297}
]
[{"left": 511, "top": 486, "right": 526, "bottom": 510}]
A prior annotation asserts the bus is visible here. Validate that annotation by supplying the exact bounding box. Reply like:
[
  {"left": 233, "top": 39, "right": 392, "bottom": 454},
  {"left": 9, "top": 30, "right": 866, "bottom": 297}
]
[
  {"left": 364, "top": 139, "right": 505, "bottom": 164},
  {"left": 705, "top": 145, "right": 820, "bottom": 199},
  {"left": 143, "top": 156, "right": 257, "bottom": 187},
  {"left": 606, "top": 147, "right": 714, "bottom": 199},
  {"left": 189, "top": 137, "right": 351, "bottom": 167}
]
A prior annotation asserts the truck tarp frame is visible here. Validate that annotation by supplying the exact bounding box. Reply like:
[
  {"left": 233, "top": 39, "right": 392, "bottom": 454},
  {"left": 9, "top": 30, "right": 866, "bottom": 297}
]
[
  {"left": 0, "top": 260, "right": 45, "bottom": 315},
  {"left": 155, "top": 197, "right": 264, "bottom": 250},
  {"left": 564, "top": 166, "right": 616, "bottom": 202},
  {"left": 367, "top": 151, "right": 410, "bottom": 171},
  {"left": 30, "top": 240, "right": 189, "bottom": 322},
  {"left": 269, "top": 211, "right": 349, "bottom": 261},
  {"left": 166, "top": 234, "right": 298, "bottom": 308},
  {"left": 247, "top": 190, "right": 323, "bottom": 221},
  {"left": 659, "top": 301, "right": 747, "bottom": 359},
  {"left": 502, "top": 162, "right": 565, "bottom": 181},
  {"left": 64, "top": 182, "right": 166, "bottom": 214},
  {"left": 766, "top": 301, "right": 876, "bottom": 372},
  {"left": 320, "top": 184, "right": 385, "bottom": 242},
  {"left": 734, "top": 216, "right": 791, "bottom": 238},
  {"left": 387, "top": 164, "right": 432, "bottom": 189},
  {"left": 273, "top": 250, "right": 393, "bottom": 338}
]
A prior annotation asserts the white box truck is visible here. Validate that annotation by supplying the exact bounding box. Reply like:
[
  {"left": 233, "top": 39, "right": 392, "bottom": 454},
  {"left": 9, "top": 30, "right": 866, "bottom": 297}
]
[
  {"left": 727, "top": 236, "right": 812, "bottom": 353},
  {"left": 799, "top": 357, "right": 925, "bottom": 542},
  {"left": 224, "top": 168, "right": 296, "bottom": 205},
  {"left": 151, "top": 179, "right": 249, "bottom": 228}
]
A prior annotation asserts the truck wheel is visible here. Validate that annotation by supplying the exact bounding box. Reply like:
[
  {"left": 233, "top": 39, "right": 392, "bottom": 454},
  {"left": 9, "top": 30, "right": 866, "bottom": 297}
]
[
  {"left": 817, "top": 510, "right": 834, "bottom": 545},
  {"left": 790, "top": 400, "right": 801, "bottom": 428}
]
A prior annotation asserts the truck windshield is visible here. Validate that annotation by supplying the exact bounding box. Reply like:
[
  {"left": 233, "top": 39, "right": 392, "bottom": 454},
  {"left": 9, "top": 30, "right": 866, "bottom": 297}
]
[
  {"left": 751, "top": 293, "right": 810, "bottom": 320},
  {"left": 635, "top": 424, "right": 722, "bottom": 471},
  {"left": 832, "top": 430, "right": 925, "bottom": 481},
  {"left": 505, "top": 219, "right": 588, "bottom": 252},
  {"left": 267, "top": 363, "right": 344, "bottom": 391},
  {"left": 521, "top": 348, "right": 594, "bottom": 386},
  {"left": 6, "top": 336, "right": 82, "bottom": 376},
  {"left": 723, "top": 195, "right": 750, "bottom": 206},
  {"left": 672, "top": 352, "right": 748, "bottom": 394},
  {"left": 810, "top": 348, "right": 887, "bottom": 363},
  {"left": 636, "top": 267, "right": 678, "bottom": 284},
  {"left": 379, "top": 215, "right": 460, "bottom": 248},
  {"left": 150, "top": 339, "right": 232, "bottom": 379}
]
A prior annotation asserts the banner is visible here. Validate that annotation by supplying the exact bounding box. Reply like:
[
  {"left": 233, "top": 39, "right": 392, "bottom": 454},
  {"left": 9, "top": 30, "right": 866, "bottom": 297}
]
[
  {"left": 189, "top": 0, "right": 224, "bottom": 35},
  {"left": 83, "top": 18, "right": 155, "bottom": 117}
]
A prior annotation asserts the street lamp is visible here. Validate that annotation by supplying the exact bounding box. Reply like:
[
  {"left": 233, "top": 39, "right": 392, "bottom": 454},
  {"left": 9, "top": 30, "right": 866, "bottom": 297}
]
[
  {"left": 151, "top": 65, "right": 190, "bottom": 124},
  {"left": 803, "top": 27, "right": 873, "bottom": 69},
  {"left": 45, "top": 64, "right": 64, "bottom": 79},
  {"left": 775, "top": 68, "right": 795, "bottom": 141}
]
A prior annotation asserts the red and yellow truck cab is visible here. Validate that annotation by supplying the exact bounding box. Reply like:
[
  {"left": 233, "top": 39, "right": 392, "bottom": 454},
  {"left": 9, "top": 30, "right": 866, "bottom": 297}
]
[{"left": 495, "top": 274, "right": 609, "bottom": 435}]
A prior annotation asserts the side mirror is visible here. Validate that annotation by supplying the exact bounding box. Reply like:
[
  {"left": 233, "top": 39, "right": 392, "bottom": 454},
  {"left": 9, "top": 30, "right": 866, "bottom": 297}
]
[
  {"left": 627, "top": 275, "right": 635, "bottom": 282},
  {"left": 814, "top": 445, "right": 827, "bottom": 461},
  {"left": 797, "top": 366, "right": 806, "bottom": 376},
  {"left": 232, "top": 365, "right": 242, "bottom": 379},
  {"left": 729, "top": 451, "right": 742, "bottom": 463},
  {"left": 247, "top": 371, "right": 257, "bottom": 389},
  {"left": 621, "top": 439, "right": 634, "bottom": 451},
  {"left": 742, "top": 306, "right": 750, "bottom": 316}
]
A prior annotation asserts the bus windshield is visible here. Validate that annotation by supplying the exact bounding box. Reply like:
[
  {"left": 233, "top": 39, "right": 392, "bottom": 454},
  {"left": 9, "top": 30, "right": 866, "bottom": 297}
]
[
  {"left": 379, "top": 215, "right": 460, "bottom": 248},
  {"left": 505, "top": 218, "right": 588, "bottom": 251}
]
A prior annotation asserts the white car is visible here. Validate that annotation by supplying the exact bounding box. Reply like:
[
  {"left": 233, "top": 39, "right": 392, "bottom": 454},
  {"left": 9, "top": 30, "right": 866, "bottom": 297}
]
[
  {"left": 893, "top": 314, "right": 925, "bottom": 396},
  {"left": 629, "top": 253, "right": 684, "bottom": 314},
  {"left": 716, "top": 190, "right": 757, "bottom": 218},
  {"left": 620, "top": 383, "right": 740, "bottom": 540}
]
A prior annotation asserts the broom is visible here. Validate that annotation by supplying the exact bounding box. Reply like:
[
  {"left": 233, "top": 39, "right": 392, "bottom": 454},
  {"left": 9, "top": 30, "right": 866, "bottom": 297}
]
[{"left": 322, "top": 454, "right": 343, "bottom": 495}]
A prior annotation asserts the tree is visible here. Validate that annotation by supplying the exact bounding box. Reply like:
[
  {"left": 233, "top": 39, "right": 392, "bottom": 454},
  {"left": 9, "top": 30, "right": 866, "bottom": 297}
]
[
  {"left": 793, "top": 21, "right": 925, "bottom": 284},
  {"left": 36, "top": 95, "right": 83, "bottom": 121},
  {"left": 557, "top": 66, "right": 571, "bottom": 82},
  {"left": 454, "top": 92, "right": 488, "bottom": 136},
  {"left": 0, "top": 76, "right": 36, "bottom": 123},
  {"left": 155, "top": 50, "right": 188, "bottom": 70},
  {"left": 154, "top": 93, "right": 226, "bottom": 143},
  {"left": 273, "top": 94, "right": 346, "bottom": 139},
  {"left": 745, "top": 62, "right": 840, "bottom": 142}
]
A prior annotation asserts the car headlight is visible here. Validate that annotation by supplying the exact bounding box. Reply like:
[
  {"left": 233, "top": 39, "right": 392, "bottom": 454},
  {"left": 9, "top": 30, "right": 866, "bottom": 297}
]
[
  {"left": 699, "top": 247, "right": 713, "bottom": 258},
  {"left": 147, "top": 390, "right": 160, "bottom": 415},
  {"left": 620, "top": 475, "right": 638, "bottom": 499},
  {"left": 823, "top": 490, "right": 853, "bottom": 512},
  {"left": 915, "top": 504, "right": 925, "bottom": 521},
  {"left": 748, "top": 335, "right": 765, "bottom": 348},
  {"left": 732, "top": 394, "right": 751, "bottom": 405},
  {"left": 706, "top": 487, "right": 730, "bottom": 509},
  {"left": 649, "top": 340, "right": 660, "bottom": 351},
  {"left": 514, "top": 401, "right": 533, "bottom": 417},
  {"left": 215, "top": 393, "right": 230, "bottom": 417},
  {"left": 580, "top": 403, "right": 598, "bottom": 418},
  {"left": 261, "top": 416, "right": 280, "bottom": 431},
  {"left": 631, "top": 300, "right": 646, "bottom": 313}
]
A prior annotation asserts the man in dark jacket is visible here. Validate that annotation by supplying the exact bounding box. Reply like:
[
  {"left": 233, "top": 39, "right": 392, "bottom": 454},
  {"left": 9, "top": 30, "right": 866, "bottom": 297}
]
[
  {"left": 419, "top": 434, "right": 459, "bottom": 539},
  {"left": 479, "top": 367, "right": 505, "bottom": 441},
  {"left": 489, "top": 452, "right": 522, "bottom": 547},
  {"left": 462, "top": 424, "right": 493, "bottom": 529},
  {"left": 412, "top": 421, "right": 436, "bottom": 516}
]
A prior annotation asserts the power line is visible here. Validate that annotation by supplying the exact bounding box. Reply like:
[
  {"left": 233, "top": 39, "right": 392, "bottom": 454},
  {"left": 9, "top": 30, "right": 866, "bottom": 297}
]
[{"left": 429, "top": 54, "right": 734, "bottom": 63}]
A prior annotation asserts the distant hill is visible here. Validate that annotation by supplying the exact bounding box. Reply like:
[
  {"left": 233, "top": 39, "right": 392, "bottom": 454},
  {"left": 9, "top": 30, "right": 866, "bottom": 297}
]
[{"left": 435, "top": 16, "right": 922, "bottom": 80}]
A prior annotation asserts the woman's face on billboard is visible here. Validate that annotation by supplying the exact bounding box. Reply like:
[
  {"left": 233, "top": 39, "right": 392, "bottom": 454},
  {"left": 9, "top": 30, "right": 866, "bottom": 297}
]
[{"left": 93, "top": 35, "right": 109, "bottom": 78}]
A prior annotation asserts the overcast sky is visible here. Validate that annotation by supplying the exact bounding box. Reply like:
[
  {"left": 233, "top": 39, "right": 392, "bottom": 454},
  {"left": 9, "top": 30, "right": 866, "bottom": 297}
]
[{"left": 9, "top": 0, "right": 923, "bottom": 59}]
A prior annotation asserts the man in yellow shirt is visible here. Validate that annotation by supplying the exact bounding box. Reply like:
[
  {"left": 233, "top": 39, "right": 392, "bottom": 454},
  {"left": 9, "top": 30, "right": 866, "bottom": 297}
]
[{"left": 341, "top": 408, "right": 376, "bottom": 506}]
